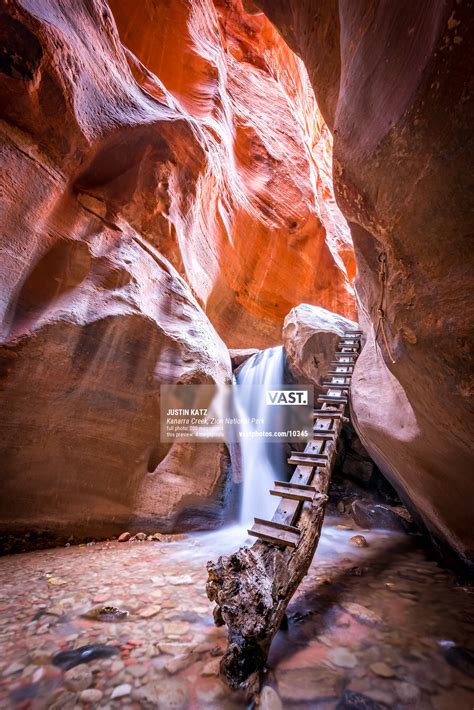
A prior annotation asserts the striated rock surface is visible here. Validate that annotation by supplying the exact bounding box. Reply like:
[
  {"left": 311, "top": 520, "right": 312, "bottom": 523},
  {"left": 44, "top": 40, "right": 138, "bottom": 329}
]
[
  {"left": 257, "top": 0, "right": 474, "bottom": 567},
  {"left": 108, "top": 0, "right": 356, "bottom": 347},
  {"left": 0, "top": 0, "right": 235, "bottom": 539},
  {"left": 282, "top": 304, "right": 357, "bottom": 387},
  {"left": 0, "top": 0, "right": 356, "bottom": 538}
]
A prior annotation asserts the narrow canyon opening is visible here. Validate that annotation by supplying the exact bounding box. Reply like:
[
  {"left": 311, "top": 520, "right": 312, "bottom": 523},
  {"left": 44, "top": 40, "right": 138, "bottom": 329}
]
[{"left": 0, "top": 0, "right": 473, "bottom": 708}]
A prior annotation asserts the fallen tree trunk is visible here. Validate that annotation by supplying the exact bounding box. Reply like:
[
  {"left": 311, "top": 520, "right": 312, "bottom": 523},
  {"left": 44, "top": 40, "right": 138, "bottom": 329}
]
[
  {"left": 206, "top": 424, "right": 338, "bottom": 692},
  {"left": 206, "top": 332, "right": 361, "bottom": 691}
]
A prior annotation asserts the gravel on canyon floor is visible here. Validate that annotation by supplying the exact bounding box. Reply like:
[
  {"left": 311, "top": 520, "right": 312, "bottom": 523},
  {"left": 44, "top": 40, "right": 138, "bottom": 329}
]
[{"left": 0, "top": 519, "right": 473, "bottom": 709}]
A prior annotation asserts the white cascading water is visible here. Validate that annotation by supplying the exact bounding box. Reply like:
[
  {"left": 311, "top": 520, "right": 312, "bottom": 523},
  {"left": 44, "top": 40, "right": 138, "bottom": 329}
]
[{"left": 234, "top": 346, "right": 287, "bottom": 526}]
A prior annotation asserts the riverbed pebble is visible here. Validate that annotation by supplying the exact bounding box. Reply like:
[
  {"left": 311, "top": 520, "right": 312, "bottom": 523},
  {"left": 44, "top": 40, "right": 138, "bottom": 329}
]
[{"left": 0, "top": 520, "right": 472, "bottom": 709}]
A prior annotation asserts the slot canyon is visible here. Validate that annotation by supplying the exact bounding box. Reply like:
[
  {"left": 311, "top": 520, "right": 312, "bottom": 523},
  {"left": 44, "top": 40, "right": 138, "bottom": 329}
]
[{"left": 0, "top": 0, "right": 473, "bottom": 708}]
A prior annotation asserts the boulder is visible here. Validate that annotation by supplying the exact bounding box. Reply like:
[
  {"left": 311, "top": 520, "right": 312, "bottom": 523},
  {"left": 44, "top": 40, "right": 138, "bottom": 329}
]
[
  {"left": 229, "top": 349, "right": 260, "bottom": 371},
  {"left": 351, "top": 499, "right": 414, "bottom": 532},
  {"left": 282, "top": 304, "right": 357, "bottom": 385}
]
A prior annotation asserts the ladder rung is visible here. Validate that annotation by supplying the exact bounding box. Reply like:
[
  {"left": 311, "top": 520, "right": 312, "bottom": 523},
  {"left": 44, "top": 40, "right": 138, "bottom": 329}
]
[
  {"left": 344, "top": 330, "right": 363, "bottom": 335},
  {"left": 318, "top": 395, "right": 348, "bottom": 404},
  {"left": 248, "top": 522, "right": 299, "bottom": 548},
  {"left": 313, "top": 410, "right": 344, "bottom": 418},
  {"left": 312, "top": 430, "right": 336, "bottom": 440},
  {"left": 274, "top": 481, "right": 317, "bottom": 492},
  {"left": 322, "top": 382, "right": 349, "bottom": 389},
  {"left": 334, "top": 354, "right": 357, "bottom": 359},
  {"left": 293, "top": 449, "right": 328, "bottom": 458},
  {"left": 254, "top": 517, "right": 300, "bottom": 534},
  {"left": 326, "top": 371, "right": 353, "bottom": 376},
  {"left": 270, "top": 485, "right": 315, "bottom": 503},
  {"left": 288, "top": 454, "right": 328, "bottom": 467}
]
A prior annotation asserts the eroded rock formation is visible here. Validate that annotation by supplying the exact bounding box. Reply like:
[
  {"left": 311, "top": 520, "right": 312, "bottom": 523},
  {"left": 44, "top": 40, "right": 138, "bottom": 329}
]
[
  {"left": 0, "top": 0, "right": 356, "bottom": 539},
  {"left": 257, "top": 0, "right": 474, "bottom": 568},
  {"left": 282, "top": 304, "right": 357, "bottom": 387},
  {"left": 0, "top": 1, "right": 233, "bottom": 539},
  {"left": 107, "top": 0, "right": 356, "bottom": 346}
]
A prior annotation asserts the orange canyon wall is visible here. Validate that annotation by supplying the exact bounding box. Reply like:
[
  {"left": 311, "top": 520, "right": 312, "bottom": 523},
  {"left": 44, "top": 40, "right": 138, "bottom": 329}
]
[{"left": 0, "top": 0, "right": 353, "bottom": 538}]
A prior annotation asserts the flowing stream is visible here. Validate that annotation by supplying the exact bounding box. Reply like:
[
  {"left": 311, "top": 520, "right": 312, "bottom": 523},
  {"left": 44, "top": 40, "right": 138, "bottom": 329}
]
[{"left": 234, "top": 346, "right": 287, "bottom": 526}]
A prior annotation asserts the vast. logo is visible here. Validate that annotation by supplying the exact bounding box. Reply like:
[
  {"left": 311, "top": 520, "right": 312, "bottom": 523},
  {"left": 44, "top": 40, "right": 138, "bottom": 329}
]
[{"left": 266, "top": 390, "right": 308, "bottom": 405}]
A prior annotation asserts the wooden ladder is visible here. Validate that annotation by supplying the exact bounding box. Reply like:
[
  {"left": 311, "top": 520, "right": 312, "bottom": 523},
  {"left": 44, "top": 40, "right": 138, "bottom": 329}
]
[{"left": 247, "top": 329, "right": 362, "bottom": 548}]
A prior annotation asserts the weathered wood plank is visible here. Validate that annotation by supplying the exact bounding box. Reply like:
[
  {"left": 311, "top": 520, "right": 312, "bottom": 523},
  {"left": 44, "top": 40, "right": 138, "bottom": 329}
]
[
  {"left": 317, "top": 395, "right": 348, "bottom": 404},
  {"left": 312, "top": 409, "right": 345, "bottom": 418},
  {"left": 247, "top": 522, "right": 299, "bottom": 548}
]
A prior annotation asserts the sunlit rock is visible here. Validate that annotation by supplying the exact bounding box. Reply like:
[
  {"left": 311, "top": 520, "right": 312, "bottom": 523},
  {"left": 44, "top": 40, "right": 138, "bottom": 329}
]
[{"left": 282, "top": 304, "right": 357, "bottom": 386}]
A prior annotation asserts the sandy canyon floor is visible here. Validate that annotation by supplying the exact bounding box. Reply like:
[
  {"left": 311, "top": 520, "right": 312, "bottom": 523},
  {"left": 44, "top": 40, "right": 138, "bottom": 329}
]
[{"left": 0, "top": 520, "right": 473, "bottom": 709}]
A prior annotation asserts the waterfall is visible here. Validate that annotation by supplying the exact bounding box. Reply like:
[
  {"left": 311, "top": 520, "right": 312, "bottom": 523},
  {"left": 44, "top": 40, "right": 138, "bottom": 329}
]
[{"left": 234, "top": 346, "right": 287, "bottom": 526}]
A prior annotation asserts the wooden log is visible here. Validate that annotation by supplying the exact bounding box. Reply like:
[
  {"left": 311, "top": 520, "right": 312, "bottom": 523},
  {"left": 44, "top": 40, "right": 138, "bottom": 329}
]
[
  {"left": 206, "top": 416, "right": 341, "bottom": 693},
  {"left": 206, "top": 332, "right": 356, "bottom": 693}
]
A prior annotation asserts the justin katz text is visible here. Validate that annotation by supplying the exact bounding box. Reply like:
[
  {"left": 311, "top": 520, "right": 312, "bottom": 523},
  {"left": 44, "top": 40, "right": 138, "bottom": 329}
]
[{"left": 167, "top": 408, "right": 208, "bottom": 416}]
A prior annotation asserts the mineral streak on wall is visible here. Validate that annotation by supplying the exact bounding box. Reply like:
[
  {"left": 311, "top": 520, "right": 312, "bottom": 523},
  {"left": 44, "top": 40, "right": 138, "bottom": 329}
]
[{"left": 109, "top": 0, "right": 356, "bottom": 347}]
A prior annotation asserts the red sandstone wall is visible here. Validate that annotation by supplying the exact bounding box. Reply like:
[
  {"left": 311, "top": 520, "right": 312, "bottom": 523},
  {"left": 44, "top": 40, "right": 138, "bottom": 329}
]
[
  {"left": 108, "top": 0, "right": 356, "bottom": 347},
  {"left": 257, "top": 0, "right": 474, "bottom": 569}
]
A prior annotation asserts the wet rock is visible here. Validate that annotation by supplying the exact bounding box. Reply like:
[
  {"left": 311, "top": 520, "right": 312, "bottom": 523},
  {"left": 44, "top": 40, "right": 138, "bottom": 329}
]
[
  {"left": 164, "top": 654, "right": 196, "bottom": 675},
  {"left": 328, "top": 647, "right": 358, "bottom": 669},
  {"left": 229, "top": 348, "right": 259, "bottom": 370},
  {"left": 52, "top": 644, "right": 119, "bottom": 670},
  {"left": 110, "top": 660, "right": 124, "bottom": 673},
  {"left": 364, "top": 689, "right": 396, "bottom": 706},
  {"left": 277, "top": 667, "right": 343, "bottom": 701},
  {"left": 166, "top": 574, "right": 193, "bottom": 585},
  {"left": 394, "top": 681, "right": 420, "bottom": 703},
  {"left": 163, "top": 620, "right": 190, "bottom": 636},
  {"left": 79, "top": 688, "right": 103, "bottom": 703},
  {"left": 336, "top": 690, "right": 383, "bottom": 710},
  {"left": 444, "top": 645, "right": 474, "bottom": 676},
  {"left": 139, "top": 605, "right": 162, "bottom": 619},
  {"left": 64, "top": 663, "right": 93, "bottom": 691},
  {"left": 260, "top": 685, "right": 283, "bottom": 710},
  {"left": 351, "top": 500, "right": 414, "bottom": 531},
  {"left": 82, "top": 606, "right": 129, "bottom": 622},
  {"left": 341, "top": 603, "right": 383, "bottom": 627},
  {"left": 48, "top": 690, "right": 78, "bottom": 710},
  {"left": 2, "top": 662, "right": 23, "bottom": 676},
  {"left": 369, "top": 662, "right": 396, "bottom": 678},
  {"left": 195, "top": 677, "right": 227, "bottom": 704},
  {"left": 111, "top": 683, "right": 131, "bottom": 699},
  {"left": 135, "top": 679, "right": 189, "bottom": 709},
  {"left": 118, "top": 532, "right": 131, "bottom": 542},
  {"left": 127, "top": 664, "right": 147, "bottom": 679},
  {"left": 350, "top": 535, "right": 368, "bottom": 548},
  {"left": 134, "top": 533, "right": 148, "bottom": 541},
  {"left": 201, "top": 658, "right": 220, "bottom": 676},
  {"left": 159, "top": 641, "right": 195, "bottom": 655}
]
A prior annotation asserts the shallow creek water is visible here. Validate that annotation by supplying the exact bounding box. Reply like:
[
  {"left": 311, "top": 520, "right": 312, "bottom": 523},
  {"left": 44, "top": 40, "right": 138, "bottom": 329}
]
[{"left": 0, "top": 519, "right": 473, "bottom": 709}]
